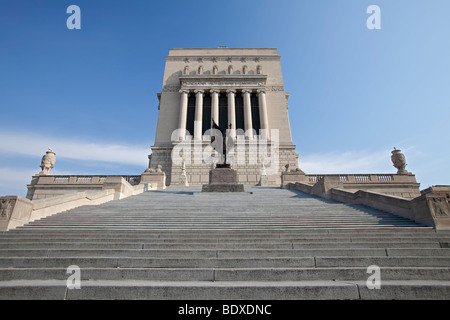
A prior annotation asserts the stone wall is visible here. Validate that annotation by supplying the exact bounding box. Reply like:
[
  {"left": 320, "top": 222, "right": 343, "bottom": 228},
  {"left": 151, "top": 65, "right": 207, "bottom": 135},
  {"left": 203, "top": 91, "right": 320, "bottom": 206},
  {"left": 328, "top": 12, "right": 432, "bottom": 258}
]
[
  {"left": 151, "top": 141, "right": 299, "bottom": 186},
  {"left": 1, "top": 177, "right": 148, "bottom": 231},
  {"left": 286, "top": 181, "right": 450, "bottom": 230},
  {"left": 281, "top": 173, "right": 421, "bottom": 200}
]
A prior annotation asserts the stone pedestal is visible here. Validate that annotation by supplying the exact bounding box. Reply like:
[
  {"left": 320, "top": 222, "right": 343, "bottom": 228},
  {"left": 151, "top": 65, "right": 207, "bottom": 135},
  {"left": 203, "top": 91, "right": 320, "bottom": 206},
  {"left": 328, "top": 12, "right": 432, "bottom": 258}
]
[
  {"left": 141, "top": 171, "right": 166, "bottom": 190},
  {"left": 202, "top": 168, "right": 244, "bottom": 192}
]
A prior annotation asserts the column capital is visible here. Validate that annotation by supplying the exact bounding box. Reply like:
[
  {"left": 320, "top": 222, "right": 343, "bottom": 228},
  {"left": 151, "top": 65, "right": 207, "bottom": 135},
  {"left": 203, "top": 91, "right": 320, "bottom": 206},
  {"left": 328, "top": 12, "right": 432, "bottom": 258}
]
[
  {"left": 194, "top": 89, "right": 204, "bottom": 95},
  {"left": 257, "top": 88, "right": 266, "bottom": 94},
  {"left": 241, "top": 89, "right": 252, "bottom": 94},
  {"left": 210, "top": 89, "right": 220, "bottom": 94},
  {"left": 179, "top": 89, "right": 190, "bottom": 94},
  {"left": 226, "top": 89, "right": 236, "bottom": 94}
]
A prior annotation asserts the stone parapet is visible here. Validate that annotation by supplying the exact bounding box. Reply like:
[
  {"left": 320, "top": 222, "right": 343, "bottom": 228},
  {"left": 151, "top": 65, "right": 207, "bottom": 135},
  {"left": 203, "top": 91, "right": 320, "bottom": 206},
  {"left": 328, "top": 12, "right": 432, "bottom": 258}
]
[
  {"left": 286, "top": 182, "right": 450, "bottom": 230},
  {"left": 26, "top": 175, "right": 142, "bottom": 200},
  {"left": 141, "top": 172, "right": 166, "bottom": 190},
  {"left": 1, "top": 179, "right": 148, "bottom": 231},
  {"left": 282, "top": 173, "right": 421, "bottom": 199}
]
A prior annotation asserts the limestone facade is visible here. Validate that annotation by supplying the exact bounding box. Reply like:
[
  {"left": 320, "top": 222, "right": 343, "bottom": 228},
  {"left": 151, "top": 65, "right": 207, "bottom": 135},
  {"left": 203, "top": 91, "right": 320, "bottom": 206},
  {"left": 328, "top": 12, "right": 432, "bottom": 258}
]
[{"left": 149, "top": 48, "right": 299, "bottom": 186}]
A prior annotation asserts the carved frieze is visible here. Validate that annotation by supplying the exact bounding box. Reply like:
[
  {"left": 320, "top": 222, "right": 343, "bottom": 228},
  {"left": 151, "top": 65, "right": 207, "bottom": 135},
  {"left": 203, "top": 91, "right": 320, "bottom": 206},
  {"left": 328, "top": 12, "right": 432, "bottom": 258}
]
[
  {"left": 166, "top": 56, "right": 280, "bottom": 62},
  {"left": 162, "top": 85, "right": 181, "bottom": 92},
  {"left": 0, "top": 199, "right": 15, "bottom": 220},
  {"left": 428, "top": 196, "right": 450, "bottom": 218}
]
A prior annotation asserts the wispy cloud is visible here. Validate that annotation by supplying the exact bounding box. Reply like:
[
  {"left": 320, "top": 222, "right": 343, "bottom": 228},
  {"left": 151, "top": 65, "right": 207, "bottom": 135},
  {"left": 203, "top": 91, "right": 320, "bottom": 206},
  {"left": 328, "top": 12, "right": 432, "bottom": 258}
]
[
  {"left": 0, "top": 167, "right": 37, "bottom": 197},
  {"left": 299, "top": 149, "right": 396, "bottom": 174},
  {"left": 0, "top": 131, "right": 149, "bottom": 166}
]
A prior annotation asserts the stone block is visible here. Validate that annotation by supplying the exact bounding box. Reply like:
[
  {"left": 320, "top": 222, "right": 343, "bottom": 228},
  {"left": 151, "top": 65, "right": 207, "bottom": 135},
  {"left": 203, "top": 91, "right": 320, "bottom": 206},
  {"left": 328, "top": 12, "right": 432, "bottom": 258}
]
[
  {"left": 0, "top": 196, "right": 33, "bottom": 231},
  {"left": 209, "top": 168, "right": 238, "bottom": 184},
  {"left": 202, "top": 184, "right": 245, "bottom": 192}
]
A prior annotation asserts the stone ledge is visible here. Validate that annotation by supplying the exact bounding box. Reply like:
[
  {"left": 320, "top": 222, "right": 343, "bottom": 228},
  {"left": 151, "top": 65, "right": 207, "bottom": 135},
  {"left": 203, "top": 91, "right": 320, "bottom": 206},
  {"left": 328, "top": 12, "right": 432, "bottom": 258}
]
[{"left": 202, "top": 184, "right": 245, "bottom": 193}]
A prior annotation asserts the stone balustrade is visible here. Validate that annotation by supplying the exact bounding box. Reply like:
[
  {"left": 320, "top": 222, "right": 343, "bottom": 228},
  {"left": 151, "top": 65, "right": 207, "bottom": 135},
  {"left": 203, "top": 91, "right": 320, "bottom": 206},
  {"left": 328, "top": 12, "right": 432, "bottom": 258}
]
[
  {"left": 1, "top": 177, "right": 149, "bottom": 231},
  {"left": 282, "top": 172, "right": 421, "bottom": 199},
  {"left": 27, "top": 175, "right": 145, "bottom": 200},
  {"left": 285, "top": 181, "right": 450, "bottom": 230}
]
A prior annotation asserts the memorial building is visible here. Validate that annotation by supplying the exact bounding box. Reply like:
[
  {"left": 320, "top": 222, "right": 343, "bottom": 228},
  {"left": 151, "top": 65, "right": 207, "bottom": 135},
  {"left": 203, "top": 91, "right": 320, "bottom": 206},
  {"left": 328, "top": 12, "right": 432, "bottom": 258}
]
[
  {"left": 0, "top": 48, "right": 449, "bottom": 300},
  {"left": 149, "top": 48, "right": 299, "bottom": 186}
]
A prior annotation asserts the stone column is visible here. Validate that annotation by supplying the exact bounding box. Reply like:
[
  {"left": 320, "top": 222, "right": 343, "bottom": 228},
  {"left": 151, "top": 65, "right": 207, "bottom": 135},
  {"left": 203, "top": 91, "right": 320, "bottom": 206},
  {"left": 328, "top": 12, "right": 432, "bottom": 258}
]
[
  {"left": 211, "top": 89, "right": 220, "bottom": 126},
  {"left": 227, "top": 89, "right": 236, "bottom": 139},
  {"left": 178, "top": 89, "right": 189, "bottom": 141},
  {"left": 242, "top": 89, "right": 253, "bottom": 140},
  {"left": 194, "top": 89, "right": 204, "bottom": 140},
  {"left": 257, "top": 89, "right": 270, "bottom": 140}
]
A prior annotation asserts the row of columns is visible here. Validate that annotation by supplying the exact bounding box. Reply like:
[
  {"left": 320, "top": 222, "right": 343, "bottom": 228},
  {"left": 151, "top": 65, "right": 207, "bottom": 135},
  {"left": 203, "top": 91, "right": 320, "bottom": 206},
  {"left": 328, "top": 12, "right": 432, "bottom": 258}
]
[{"left": 178, "top": 89, "right": 269, "bottom": 141}]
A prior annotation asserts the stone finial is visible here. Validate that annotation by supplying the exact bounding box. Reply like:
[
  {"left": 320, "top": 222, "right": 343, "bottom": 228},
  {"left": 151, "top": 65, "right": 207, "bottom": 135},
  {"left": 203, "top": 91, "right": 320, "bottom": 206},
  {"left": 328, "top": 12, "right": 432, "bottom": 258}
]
[
  {"left": 180, "top": 158, "right": 189, "bottom": 186},
  {"left": 39, "top": 149, "right": 56, "bottom": 176},
  {"left": 391, "top": 148, "right": 409, "bottom": 174}
]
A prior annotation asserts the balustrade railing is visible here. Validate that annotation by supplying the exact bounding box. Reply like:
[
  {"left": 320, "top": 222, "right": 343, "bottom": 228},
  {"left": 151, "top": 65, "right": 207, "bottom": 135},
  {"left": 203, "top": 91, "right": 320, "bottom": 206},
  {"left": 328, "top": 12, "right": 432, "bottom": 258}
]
[
  {"left": 50, "top": 175, "right": 141, "bottom": 186},
  {"left": 304, "top": 174, "right": 396, "bottom": 184}
]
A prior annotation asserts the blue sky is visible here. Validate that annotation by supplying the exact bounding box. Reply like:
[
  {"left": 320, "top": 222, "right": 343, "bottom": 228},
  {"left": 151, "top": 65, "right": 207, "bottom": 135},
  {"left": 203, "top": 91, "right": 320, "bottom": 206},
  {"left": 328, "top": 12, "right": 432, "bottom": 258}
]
[{"left": 1, "top": 0, "right": 449, "bottom": 197}]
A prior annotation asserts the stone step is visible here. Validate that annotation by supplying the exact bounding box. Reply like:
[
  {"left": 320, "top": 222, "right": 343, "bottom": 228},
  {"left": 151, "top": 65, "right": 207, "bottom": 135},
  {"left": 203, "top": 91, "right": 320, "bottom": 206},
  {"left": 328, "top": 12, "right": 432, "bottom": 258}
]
[
  {"left": 0, "top": 248, "right": 448, "bottom": 258},
  {"left": 6, "top": 227, "right": 437, "bottom": 235},
  {"left": 0, "top": 241, "right": 444, "bottom": 250},
  {"left": 1, "top": 237, "right": 450, "bottom": 244},
  {"left": 0, "top": 280, "right": 449, "bottom": 300},
  {"left": 1, "top": 267, "right": 449, "bottom": 282},
  {"left": 2, "top": 186, "right": 448, "bottom": 300},
  {"left": 1, "top": 256, "right": 450, "bottom": 269}
]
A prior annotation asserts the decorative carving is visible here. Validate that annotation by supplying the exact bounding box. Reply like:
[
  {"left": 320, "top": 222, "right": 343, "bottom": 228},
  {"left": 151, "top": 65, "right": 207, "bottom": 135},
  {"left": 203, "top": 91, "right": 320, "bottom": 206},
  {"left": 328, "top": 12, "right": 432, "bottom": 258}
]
[
  {"left": 198, "top": 65, "right": 203, "bottom": 75},
  {"left": 212, "top": 65, "right": 218, "bottom": 75},
  {"left": 257, "top": 65, "right": 262, "bottom": 74},
  {"left": 227, "top": 57, "right": 233, "bottom": 63},
  {"left": 228, "top": 65, "right": 233, "bottom": 74},
  {"left": 184, "top": 58, "right": 190, "bottom": 63},
  {"left": 391, "top": 148, "right": 409, "bottom": 174},
  {"left": 162, "top": 85, "right": 181, "bottom": 92},
  {"left": 429, "top": 197, "right": 450, "bottom": 217},
  {"left": 183, "top": 66, "right": 189, "bottom": 75},
  {"left": 39, "top": 149, "right": 56, "bottom": 175},
  {"left": 212, "top": 57, "right": 218, "bottom": 63},
  {"left": 255, "top": 57, "right": 261, "bottom": 63},
  {"left": 181, "top": 80, "right": 265, "bottom": 88},
  {"left": 144, "top": 164, "right": 164, "bottom": 174},
  {"left": 242, "top": 65, "right": 248, "bottom": 75},
  {"left": 198, "top": 58, "right": 203, "bottom": 63},
  {"left": 267, "top": 86, "right": 285, "bottom": 91},
  {"left": 0, "top": 199, "right": 15, "bottom": 220},
  {"left": 180, "top": 157, "right": 189, "bottom": 186}
]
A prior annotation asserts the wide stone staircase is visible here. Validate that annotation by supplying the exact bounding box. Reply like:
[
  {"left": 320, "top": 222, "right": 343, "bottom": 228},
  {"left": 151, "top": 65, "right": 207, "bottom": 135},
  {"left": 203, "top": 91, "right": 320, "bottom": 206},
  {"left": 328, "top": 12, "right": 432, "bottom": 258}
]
[{"left": 0, "top": 186, "right": 449, "bottom": 299}]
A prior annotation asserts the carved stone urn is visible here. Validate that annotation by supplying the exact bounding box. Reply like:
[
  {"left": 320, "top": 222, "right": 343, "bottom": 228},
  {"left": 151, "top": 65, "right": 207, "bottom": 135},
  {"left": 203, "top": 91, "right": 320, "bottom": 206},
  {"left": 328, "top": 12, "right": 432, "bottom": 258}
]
[
  {"left": 40, "top": 149, "right": 56, "bottom": 175},
  {"left": 391, "top": 148, "right": 408, "bottom": 174}
]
